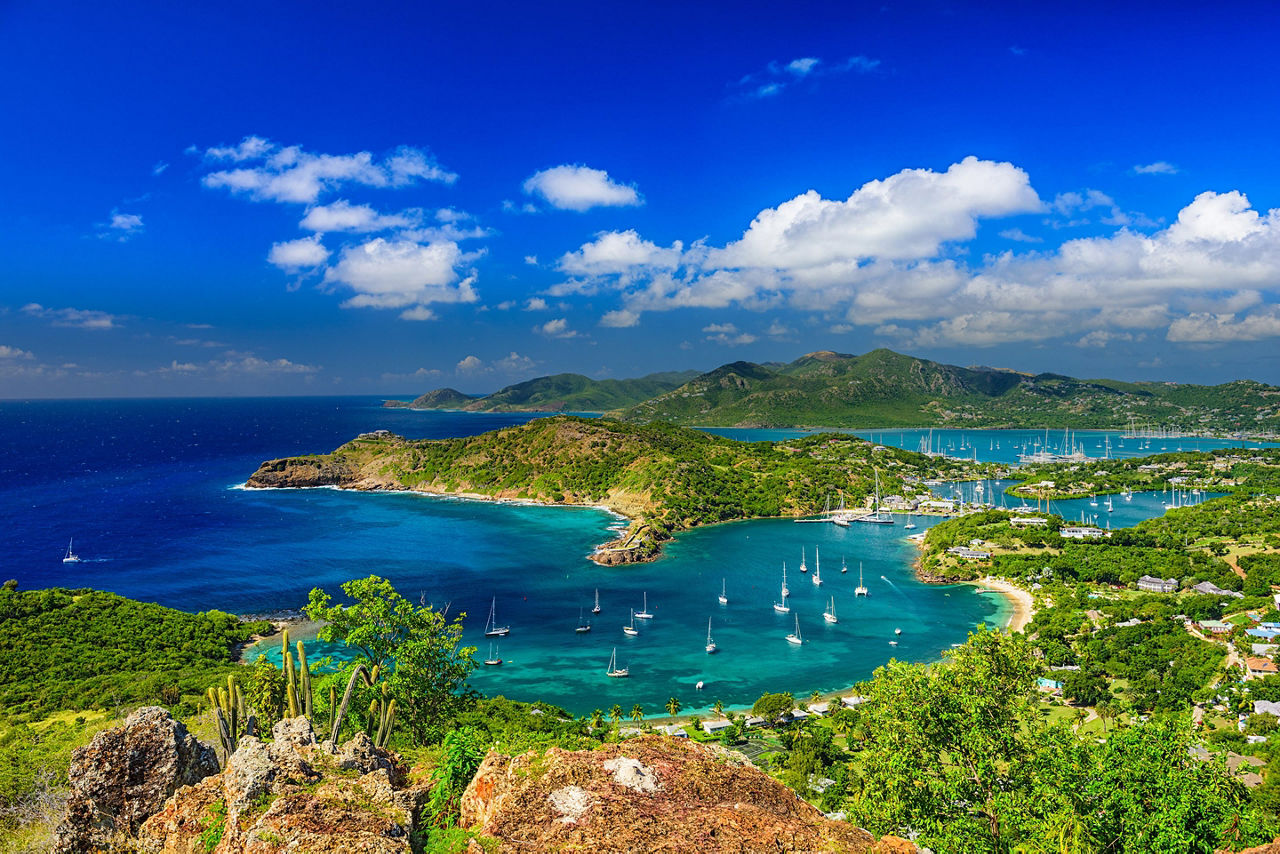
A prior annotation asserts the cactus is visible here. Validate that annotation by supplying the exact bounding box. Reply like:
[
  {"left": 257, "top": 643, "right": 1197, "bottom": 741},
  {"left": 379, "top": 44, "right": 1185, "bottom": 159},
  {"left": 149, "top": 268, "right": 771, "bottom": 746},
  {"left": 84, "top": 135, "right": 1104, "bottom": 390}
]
[
  {"left": 297, "top": 641, "right": 313, "bottom": 719},
  {"left": 327, "top": 663, "right": 393, "bottom": 748},
  {"left": 208, "top": 675, "right": 247, "bottom": 760},
  {"left": 327, "top": 685, "right": 336, "bottom": 741}
]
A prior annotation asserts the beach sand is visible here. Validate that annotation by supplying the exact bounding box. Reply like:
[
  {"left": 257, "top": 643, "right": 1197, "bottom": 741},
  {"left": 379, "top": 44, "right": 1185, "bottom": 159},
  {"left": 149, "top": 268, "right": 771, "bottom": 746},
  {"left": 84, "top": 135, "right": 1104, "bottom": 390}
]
[{"left": 975, "top": 576, "right": 1035, "bottom": 632}]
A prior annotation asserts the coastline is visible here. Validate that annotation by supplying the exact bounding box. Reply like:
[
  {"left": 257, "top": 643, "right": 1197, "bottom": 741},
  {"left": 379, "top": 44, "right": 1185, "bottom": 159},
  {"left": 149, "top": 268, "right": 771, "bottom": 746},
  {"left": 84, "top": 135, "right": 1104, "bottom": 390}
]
[{"left": 972, "top": 576, "right": 1035, "bottom": 632}]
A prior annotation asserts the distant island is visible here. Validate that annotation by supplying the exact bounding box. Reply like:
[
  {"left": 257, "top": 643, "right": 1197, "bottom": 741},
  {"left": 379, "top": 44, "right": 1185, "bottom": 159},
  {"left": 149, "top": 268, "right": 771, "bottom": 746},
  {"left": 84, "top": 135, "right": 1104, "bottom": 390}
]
[
  {"left": 391, "top": 348, "right": 1280, "bottom": 433},
  {"left": 246, "top": 416, "right": 985, "bottom": 563}
]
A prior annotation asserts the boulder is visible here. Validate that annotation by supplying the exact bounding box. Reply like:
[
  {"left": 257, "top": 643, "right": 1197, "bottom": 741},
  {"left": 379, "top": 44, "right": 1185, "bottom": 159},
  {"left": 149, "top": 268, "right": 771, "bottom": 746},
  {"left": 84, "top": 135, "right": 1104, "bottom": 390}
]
[
  {"left": 460, "top": 734, "right": 880, "bottom": 853},
  {"left": 55, "top": 706, "right": 219, "bottom": 853},
  {"left": 137, "top": 716, "right": 421, "bottom": 853}
]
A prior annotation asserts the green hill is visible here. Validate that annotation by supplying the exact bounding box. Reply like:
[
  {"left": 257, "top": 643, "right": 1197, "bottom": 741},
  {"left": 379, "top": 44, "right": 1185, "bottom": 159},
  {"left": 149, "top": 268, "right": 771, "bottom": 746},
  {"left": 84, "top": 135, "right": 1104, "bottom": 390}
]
[
  {"left": 618, "top": 349, "right": 1280, "bottom": 431},
  {"left": 386, "top": 371, "right": 700, "bottom": 413},
  {"left": 246, "top": 415, "right": 982, "bottom": 563}
]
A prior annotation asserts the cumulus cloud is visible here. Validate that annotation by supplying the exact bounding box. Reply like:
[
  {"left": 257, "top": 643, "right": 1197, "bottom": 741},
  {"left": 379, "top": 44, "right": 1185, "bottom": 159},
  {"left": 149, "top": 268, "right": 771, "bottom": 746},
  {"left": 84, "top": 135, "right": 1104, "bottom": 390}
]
[
  {"left": 703, "top": 322, "right": 757, "bottom": 346},
  {"left": 200, "top": 137, "right": 456, "bottom": 204},
  {"left": 0, "top": 345, "right": 34, "bottom": 360},
  {"left": 999, "top": 228, "right": 1042, "bottom": 243},
  {"left": 21, "top": 304, "right": 118, "bottom": 329},
  {"left": 524, "top": 297, "right": 549, "bottom": 311},
  {"left": 536, "top": 317, "right": 578, "bottom": 338},
  {"left": 322, "top": 239, "right": 478, "bottom": 315},
  {"left": 268, "top": 235, "right": 330, "bottom": 271},
  {"left": 212, "top": 354, "right": 319, "bottom": 374},
  {"left": 98, "top": 209, "right": 144, "bottom": 241},
  {"left": 455, "top": 352, "right": 536, "bottom": 376},
  {"left": 553, "top": 157, "right": 1280, "bottom": 347},
  {"left": 299, "top": 200, "right": 417, "bottom": 233},
  {"left": 522, "top": 165, "right": 641, "bottom": 211},
  {"left": 1134, "top": 161, "right": 1179, "bottom": 175}
]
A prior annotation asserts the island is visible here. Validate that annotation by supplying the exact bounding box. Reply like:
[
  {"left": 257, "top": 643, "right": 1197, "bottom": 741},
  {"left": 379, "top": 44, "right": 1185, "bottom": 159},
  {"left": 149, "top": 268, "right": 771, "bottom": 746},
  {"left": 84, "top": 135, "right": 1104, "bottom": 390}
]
[{"left": 245, "top": 415, "right": 986, "bottom": 564}]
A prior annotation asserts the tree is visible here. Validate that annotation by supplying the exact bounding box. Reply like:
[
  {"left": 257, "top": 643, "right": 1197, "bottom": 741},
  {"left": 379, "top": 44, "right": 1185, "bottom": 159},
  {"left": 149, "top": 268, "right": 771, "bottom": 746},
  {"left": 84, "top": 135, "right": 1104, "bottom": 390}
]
[
  {"left": 751, "top": 692, "right": 794, "bottom": 722},
  {"left": 609, "top": 704, "right": 623, "bottom": 725},
  {"left": 590, "top": 708, "right": 603, "bottom": 729},
  {"left": 630, "top": 704, "right": 644, "bottom": 723},
  {"left": 304, "top": 576, "right": 476, "bottom": 744},
  {"left": 712, "top": 699, "right": 724, "bottom": 719},
  {"left": 1062, "top": 669, "right": 1110, "bottom": 707},
  {"left": 665, "top": 696, "right": 682, "bottom": 717}
]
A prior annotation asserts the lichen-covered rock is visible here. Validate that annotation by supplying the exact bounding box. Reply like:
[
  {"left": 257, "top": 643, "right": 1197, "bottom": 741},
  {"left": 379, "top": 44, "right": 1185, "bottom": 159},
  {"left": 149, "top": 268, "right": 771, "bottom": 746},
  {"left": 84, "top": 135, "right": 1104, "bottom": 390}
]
[
  {"left": 55, "top": 706, "right": 219, "bottom": 853},
  {"left": 137, "top": 717, "right": 421, "bottom": 853},
  {"left": 460, "top": 734, "right": 878, "bottom": 853}
]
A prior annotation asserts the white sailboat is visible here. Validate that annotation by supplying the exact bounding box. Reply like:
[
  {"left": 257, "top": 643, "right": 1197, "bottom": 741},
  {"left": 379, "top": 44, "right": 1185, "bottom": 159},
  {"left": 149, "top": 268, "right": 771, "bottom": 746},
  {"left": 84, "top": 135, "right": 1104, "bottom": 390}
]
[
  {"left": 484, "top": 597, "right": 510, "bottom": 638},
  {"left": 635, "top": 592, "right": 653, "bottom": 620},
  {"left": 718, "top": 578, "right": 728, "bottom": 606},
  {"left": 904, "top": 513, "right": 916, "bottom": 530},
  {"left": 623, "top": 609, "right": 638, "bottom": 636},
  {"left": 606, "top": 647, "right": 629, "bottom": 677},
  {"left": 592, "top": 588, "right": 601, "bottom": 614},
  {"left": 575, "top": 607, "right": 591, "bottom": 633},
  {"left": 799, "top": 548, "right": 808, "bottom": 573},
  {"left": 785, "top": 614, "right": 803, "bottom": 645},
  {"left": 840, "top": 556, "right": 848, "bottom": 574},
  {"left": 1105, "top": 496, "right": 1114, "bottom": 512},
  {"left": 812, "top": 546, "right": 823, "bottom": 586},
  {"left": 773, "top": 563, "right": 790, "bottom": 613},
  {"left": 856, "top": 468, "right": 895, "bottom": 523},
  {"left": 705, "top": 617, "right": 718, "bottom": 654},
  {"left": 484, "top": 643, "right": 502, "bottom": 666},
  {"left": 823, "top": 596, "right": 838, "bottom": 623},
  {"left": 854, "top": 562, "right": 868, "bottom": 597},
  {"left": 62, "top": 538, "right": 82, "bottom": 564}
]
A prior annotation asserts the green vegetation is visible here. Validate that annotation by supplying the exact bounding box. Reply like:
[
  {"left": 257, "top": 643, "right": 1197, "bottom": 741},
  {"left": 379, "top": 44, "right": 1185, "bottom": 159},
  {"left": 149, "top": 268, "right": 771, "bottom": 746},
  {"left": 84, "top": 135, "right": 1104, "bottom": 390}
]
[
  {"left": 618, "top": 348, "right": 1280, "bottom": 430},
  {"left": 0, "top": 584, "right": 269, "bottom": 720},
  {"left": 251, "top": 415, "right": 989, "bottom": 561},
  {"left": 387, "top": 369, "right": 699, "bottom": 413}
]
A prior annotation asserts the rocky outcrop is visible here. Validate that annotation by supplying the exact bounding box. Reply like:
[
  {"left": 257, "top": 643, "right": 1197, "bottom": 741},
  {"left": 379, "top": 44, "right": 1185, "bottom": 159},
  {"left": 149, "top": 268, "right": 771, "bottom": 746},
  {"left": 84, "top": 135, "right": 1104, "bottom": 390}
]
[
  {"left": 244, "top": 455, "right": 357, "bottom": 489},
  {"left": 55, "top": 706, "right": 219, "bottom": 853},
  {"left": 460, "top": 734, "right": 885, "bottom": 853},
  {"left": 137, "top": 717, "right": 421, "bottom": 853}
]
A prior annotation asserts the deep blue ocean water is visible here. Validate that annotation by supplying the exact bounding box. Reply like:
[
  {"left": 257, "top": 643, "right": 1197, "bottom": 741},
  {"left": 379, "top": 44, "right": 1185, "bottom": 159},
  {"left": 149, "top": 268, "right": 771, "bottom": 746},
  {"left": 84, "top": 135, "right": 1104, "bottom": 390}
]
[{"left": 2, "top": 397, "right": 1212, "bottom": 715}]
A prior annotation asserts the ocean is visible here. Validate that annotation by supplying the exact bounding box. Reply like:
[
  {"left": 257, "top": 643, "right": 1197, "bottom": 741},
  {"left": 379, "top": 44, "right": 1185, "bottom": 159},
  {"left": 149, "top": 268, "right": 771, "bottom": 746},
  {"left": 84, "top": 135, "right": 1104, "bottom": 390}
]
[{"left": 1, "top": 397, "right": 1222, "bottom": 715}]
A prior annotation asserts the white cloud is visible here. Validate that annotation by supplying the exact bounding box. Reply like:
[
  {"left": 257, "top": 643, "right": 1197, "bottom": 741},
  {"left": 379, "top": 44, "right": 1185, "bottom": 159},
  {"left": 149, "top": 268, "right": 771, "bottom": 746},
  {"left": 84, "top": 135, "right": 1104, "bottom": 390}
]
[
  {"left": 212, "top": 355, "right": 319, "bottom": 374},
  {"left": 703, "top": 322, "right": 757, "bottom": 346},
  {"left": 536, "top": 317, "right": 578, "bottom": 338},
  {"left": 551, "top": 158, "right": 1280, "bottom": 347},
  {"left": 999, "top": 228, "right": 1042, "bottom": 243},
  {"left": 456, "top": 355, "right": 485, "bottom": 373},
  {"left": 736, "top": 54, "right": 880, "bottom": 99},
  {"left": 152, "top": 161, "right": 169, "bottom": 176},
  {"left": 99, "top": 209, "right": 144, "bottom": 241},
  {"left": 200, "top": 137, "right": 456, "bottom": 204},
  {"left": 1134, "top": 161, "right": 1179, "bottom": 175},
  {"left": 524, "top": 297, "right": 549, "bottom": 311},
  {"left": 21, "top": 304, "right": 118, "bottom": 329},
  {"left": 299, "top": 200, "right": 416, "bottom": 233},
  {"left": 455, "top": 352, "right": 536, "bottom": 376},
  {"left": 268, "top": 235, "right": 330, "bottom": 271},
  {"left": 786, "top": 57, "right": 821, "bottom": 76},
  {"left": 524, "top": 255, "right": 539, "bottom": 266},
  {"left": 0, "top": 345, "right": 34, "bottom": 360},
  {"left": 522, "top": 165, "right": 641, "bottom": 212},
  {"left": 766, "top": 319, "right": 793, "bottom": 337},
  {"left": 399, "top": 306, "right": 437, "bottom": 321},
  {"left": 323, "top": 238, "right": 478, "bottom": 314}
]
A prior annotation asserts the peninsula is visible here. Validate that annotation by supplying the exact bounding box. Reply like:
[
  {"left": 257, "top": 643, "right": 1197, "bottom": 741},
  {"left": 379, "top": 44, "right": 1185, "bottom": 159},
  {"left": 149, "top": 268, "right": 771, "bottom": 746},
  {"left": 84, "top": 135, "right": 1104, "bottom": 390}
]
[{"left": 245, "top": 415, "right": 983, "bottom": 563}]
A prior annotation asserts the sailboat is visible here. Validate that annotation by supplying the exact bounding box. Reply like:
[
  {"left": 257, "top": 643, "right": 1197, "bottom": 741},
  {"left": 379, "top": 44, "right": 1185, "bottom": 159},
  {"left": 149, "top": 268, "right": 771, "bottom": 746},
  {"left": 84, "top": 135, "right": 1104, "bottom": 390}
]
[
  {"left": 484, "top": 643, "right": 502, "bottom": 666},
  {"left": 904, "top": 513, "right": 917, "bottom": 530},
  {"left": 856, "top": 468, "right": 895, "bottom": 523},
  {"left": 773, "top": 563, "right": 791, "bottom": 613},
  {"left": 635, "top": 592, "right": 653, "bottom": 620},
  {"left": 606, "top": 647, "right": 629, "bottom": 677},
  {"left": 1089, "top": 495, "right": 1098, "bottom": 507},
  {"left": 812, "top": 546, "right": 823, "bottom": 586},
  {"left": 623, "top": 609, "right": 638, "bottom": 636},
  {"left": 840, "top": 556, "right": 848, "bottom": 574},
  {"left": 785, "top": 614, "right": 803, "bottom": 645},
  {"left": 705, "top": 617, "right": 718, "bottom": 654},
  {"left": 62, "top": 538, "right": 82, "bottom": 564},
  {"left": 855, "top": 562, "right": 868, "bottom": 597},
  {"left": 799, "top": 548, "right": 808, "bottom": 573},
  {"left": 1105, "top": 496, "right": 1114, "bottom": 512},
  {"left": 592, "top": 588, "right": 601, "bottom": 614},
  {"left": 823, "top": 596, "right": 838, "bottom": 623},
  {"left": 575, "top": 607, "right": 591, "bottom": 633},
  {"left": 718, "top": 578, "right": 728, "bottom": 606},
  {"left": 484, "top": 598, "right": 510, "bottom": 638}
]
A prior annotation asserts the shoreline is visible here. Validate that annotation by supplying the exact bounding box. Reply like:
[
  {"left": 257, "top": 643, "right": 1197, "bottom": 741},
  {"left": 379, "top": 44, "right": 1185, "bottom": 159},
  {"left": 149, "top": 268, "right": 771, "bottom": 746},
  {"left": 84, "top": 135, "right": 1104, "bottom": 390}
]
[{"left": 969, "top": 576, "right": 1035, "bottom": 632}]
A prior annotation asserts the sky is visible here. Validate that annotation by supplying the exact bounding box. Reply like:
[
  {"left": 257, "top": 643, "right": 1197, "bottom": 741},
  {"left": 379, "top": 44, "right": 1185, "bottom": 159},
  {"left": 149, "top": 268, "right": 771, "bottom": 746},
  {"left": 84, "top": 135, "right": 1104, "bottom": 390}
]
[{"left": 3, "top": 1, "right": 1280, "bottom": 397}]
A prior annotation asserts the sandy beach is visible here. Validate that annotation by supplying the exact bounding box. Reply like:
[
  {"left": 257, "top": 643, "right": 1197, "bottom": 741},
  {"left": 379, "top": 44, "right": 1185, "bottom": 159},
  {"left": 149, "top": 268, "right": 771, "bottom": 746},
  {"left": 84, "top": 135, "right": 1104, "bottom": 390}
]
[{"left": 975, "top": 576, "right": 1036, "bottom": 632}]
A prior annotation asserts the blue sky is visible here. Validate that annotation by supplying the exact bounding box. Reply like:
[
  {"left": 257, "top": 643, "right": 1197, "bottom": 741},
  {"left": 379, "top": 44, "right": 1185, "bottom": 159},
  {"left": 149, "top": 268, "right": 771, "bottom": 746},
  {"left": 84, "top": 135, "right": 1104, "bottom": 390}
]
[{"left": 3, "top": 1, "right": 1280, "bottom": 397}]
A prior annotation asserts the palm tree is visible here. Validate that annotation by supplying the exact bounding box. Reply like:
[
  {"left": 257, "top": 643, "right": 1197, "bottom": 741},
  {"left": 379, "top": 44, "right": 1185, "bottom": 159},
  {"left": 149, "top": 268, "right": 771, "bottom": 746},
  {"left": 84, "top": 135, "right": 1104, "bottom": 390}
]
[
  {"left": 666, "top": 696, "right": 682, "bottom": 717},
  {"left": 712, "top": 699, "right": 724, "bottom": 719},
  {"left": 609, "top": 704, "right": 624, "bottom": 725},
  {"left": 590, "top": 708, "right": 603, "bottom": 729},
  {"left": 809, "top": 689, "right": 822, "bottom": 706},
  {"left": 631, "top": 703, "right": 644, "bottom": 723}
]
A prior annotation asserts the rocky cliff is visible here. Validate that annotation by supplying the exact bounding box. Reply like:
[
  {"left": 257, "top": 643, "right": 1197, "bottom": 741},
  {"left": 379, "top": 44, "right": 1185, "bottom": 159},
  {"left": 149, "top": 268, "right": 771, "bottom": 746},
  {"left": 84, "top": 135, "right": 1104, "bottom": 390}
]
[{"left": 460, "top": 734, "right": 903, "bottom": 853}]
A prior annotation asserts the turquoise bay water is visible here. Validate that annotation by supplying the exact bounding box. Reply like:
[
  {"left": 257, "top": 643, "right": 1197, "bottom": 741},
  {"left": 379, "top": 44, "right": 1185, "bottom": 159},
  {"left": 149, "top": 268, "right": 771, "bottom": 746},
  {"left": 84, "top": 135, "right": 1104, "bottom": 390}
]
[{"left": 3, "top": 399, "right": 1216, "bottom": 717}]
